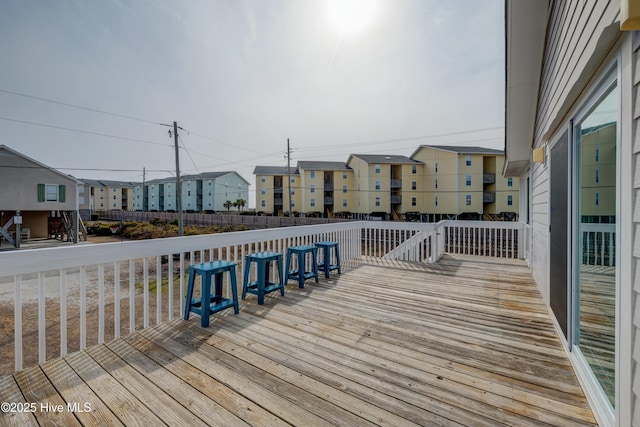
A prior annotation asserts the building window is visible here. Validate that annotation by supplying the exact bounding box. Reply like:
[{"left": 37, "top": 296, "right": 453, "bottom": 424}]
[
  {"left": 310, "top": 198, "right": 316, "bottom": 207},
  {"left": 45, "top": 184, "right": 59, "bottom": 201},
  {"left": 261, "top": 188, "right": 266, "bottom": 195},
  {"left": 507, "top": 177, "right": 513, "bottom": 187},
  {"left": 465, "top": 155, "right": 471, "bottom": 166},
  {"left": 507, "top": 194, "right": 513, "bottom": 206},
  {"left": 465, "top": 194, "right": 472, "bottom": 206},
  {"left": 343, "top": 172, "right": 348, "bottom": 179},
  {"left": 261, "top": 200, "right": 266, "bottom": 207},
  {"left": 374, "top": 164, "right": 381, "bottom": 174},
  {"left": 465, "top": 174, "right": 472, "bottom": 186},
  {"left": 209, "top": 181, "right": 212, "bottom": 186},
  {"left": 435, "top": 179, "right": 438, "bottom": 189},
  {"left": 595, "top": 169, "right": 600, "bottom": 183},
  {"left": 310, "top": 184, "right": 315, "bottom": 193},
  {"left": 411, "top": 165, "right": 417, "bottom": 174},
  {"left": 375, "top": 197, "right": 381, "bottom": 207},
  {"left": 113, "top": 203, "right": 117, "bottom": 208},
  {"left": 435, "top": 162, "right": 438, "bottom": 173},
  {"left": 291, "top": 189, "right": 295, "bottom": 195},
  {"left": 342, "top": 199, "right": 348, "bottom": 207},
  {"left": 291, "top": 177, "right": 295, "bottom": 183},
  {"left": 291, "top": 200, "right": 296, "bottom": 207},
  {"left": 435, "top": 196, "right": 438, "bottom": 206},
  {"left": 375, "top": 180, "right": 381, "bottom": 191},
  {"left": 113, "top": 195, "right": 116, "bottom": 200},
  {"left": 595, "top": 192, "right": 600, "bottom": 206},
  {"left": 411, "top": 181, "right": 417, "bottom": 190},
  {"left": 411, "top": 197, "right": 417, "bottom": 207},
  {"left": 310, "top": 170, "right": 315, "bottom": 179},
  {"left": 595, "top": 146, "right": 600, "bottom": 162},
  {"left": 342, "top": 185, "right": 347, "bottom": 193},
  {"left": 100, "top": 195, "right": 104, "bottom": 200}
]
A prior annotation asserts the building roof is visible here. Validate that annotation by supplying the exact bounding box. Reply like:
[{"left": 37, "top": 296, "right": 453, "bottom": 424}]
[
  {"left": 253, "top": 166, "right": 300, "bottom": 175},
  {"left": 297, "top": 161, "right": 351, "bottom": 171},
  {"left": 411, "top": 145, "right": 504, "bottom": 157},
  {"left": 347, "top": 154, "right": 422, "bottom": 165},
  {"left": 0, "top": 145, "right": 81, "bottom": 184}
]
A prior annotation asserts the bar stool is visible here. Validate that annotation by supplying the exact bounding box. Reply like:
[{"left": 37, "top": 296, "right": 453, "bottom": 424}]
[
  {"left": 242, "top": 251, "right": 285, "bottom": 305},
  {"left": 285, "top": 245, "right": 319, "bottom": 288},
  {"left": 315, "top": 241, "right": 341, "bottom": 278},
  {"left": 184, "top": 260, "right": 239, "bottom": 327}
]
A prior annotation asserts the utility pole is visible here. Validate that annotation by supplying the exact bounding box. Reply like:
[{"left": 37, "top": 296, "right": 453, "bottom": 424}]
[
  {"left": 286, "top": 138, "right": 293, "bottom": 217},
  {"left": 142, "top": 167, "right": 146, "bottom": 211},
  {"left": 173, "top": 121, "right": 184, "bottom": 236}
]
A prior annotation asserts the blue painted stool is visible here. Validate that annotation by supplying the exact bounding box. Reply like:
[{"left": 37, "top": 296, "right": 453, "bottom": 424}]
[
  {"left": 315, "top": 241, "right": 341, "bottom": 278},
  {"left": 242, "top": 252, "right": 285, "bottom": 305},
  {"left": 285, "top": 245, "right": 319, "bottom": 288},
  {"left": 184, "top": 260, "right": 239, "bottom": 327}
]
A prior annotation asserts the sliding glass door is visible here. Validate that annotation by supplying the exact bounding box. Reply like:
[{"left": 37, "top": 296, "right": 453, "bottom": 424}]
[{"left": 574, "top": 84, "right": 618, "bottom": 408}]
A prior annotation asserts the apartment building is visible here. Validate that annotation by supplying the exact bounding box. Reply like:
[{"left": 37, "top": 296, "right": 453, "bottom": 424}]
[
  {"left": 80, "top": 179, "right": 136, "bottom": 216},
  {"left": 346, "top": 154, "right": 424, "bottom": 220},
  {"left": 411, "top": 146, "right": 519, "bottom": 220},
  {"left": 254, "top": 166, "right": 301, "bottom": 215},
  {"left": 134, "top": 171, "right": 249, "bottom": 212},
  {"left": 297, "top": 161, "right": 354, "bottom": 217},
  {"left": 254, "top": 146, "right": 517, "bottom": 220}
]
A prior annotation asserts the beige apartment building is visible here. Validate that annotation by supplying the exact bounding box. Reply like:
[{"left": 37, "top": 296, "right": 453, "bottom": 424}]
[
  {"left": 411, "top": 146, "right": 519, "bottom": 220},
  {"left": 255, "top": 145, "right": 518, "bottom": 221}
]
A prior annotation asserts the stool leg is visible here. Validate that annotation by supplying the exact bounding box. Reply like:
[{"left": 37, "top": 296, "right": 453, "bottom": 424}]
[
  {"left": 312, "top": 247, "right": 319, "bottom": 282},
  {"left": 184, "top": 268, "right": 196, "bottom": 321},
  {"left": 277, "top": 256, "right": 284, "bottom": 295},
  {"left": 321, "top": 247, "right": 329, "bottom": 278},
  {"left": 297, "top": 251, "right": 305, "bottom": 288},
  {"left": 257, "top": 260, "right": 265, "bottom": 305},
  {"left": 214, "top": 272, "right": 223, "bottom": 303},
  {"left": 285, "top": 250, "right": 292, "bottom": 284},
  {"left": 242, "top": 257, "right": 251, "bottom": 300},
  {"left": 201, "top": 272, "right": 212, "bottom": 327},
  {"left": 230, "top": 268, "right": 239, "bottom": 314},
  {"left": 335, "top": 244, "right": 341, "bottom": 274}
]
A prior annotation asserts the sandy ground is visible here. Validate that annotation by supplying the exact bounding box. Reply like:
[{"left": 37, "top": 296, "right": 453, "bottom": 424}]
[{"left": 0, "top": 236, "right": 197, "bottom": 375}]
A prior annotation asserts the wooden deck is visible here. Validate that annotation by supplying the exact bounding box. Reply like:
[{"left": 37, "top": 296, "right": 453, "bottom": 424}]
[{"left": 0, "top": 255, "right": 596, "bottom": 426}]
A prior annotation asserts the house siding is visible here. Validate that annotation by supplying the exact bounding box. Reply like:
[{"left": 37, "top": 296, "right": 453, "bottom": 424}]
[{"left": 631, "top": 30, "right": 640, "bottom": 427}]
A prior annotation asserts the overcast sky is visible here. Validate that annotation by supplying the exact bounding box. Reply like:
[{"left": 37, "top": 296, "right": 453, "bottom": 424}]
[{"left": 0, "top": 0, "right": 505, "bottom": 205}]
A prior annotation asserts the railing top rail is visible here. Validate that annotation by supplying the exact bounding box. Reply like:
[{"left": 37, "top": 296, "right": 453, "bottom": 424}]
[
  {"left": 441, "top": 220, "right": 524, "bottom": 230},
  {"left": 0, "top": 221, "right": 365, "bottom": 277}
]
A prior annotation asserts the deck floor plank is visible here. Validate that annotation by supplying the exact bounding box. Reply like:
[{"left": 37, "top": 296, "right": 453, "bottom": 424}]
[
  {"left": 1, "top": 254, "right": 598, "bottom": 426},
  {"left": 0, "top": 374, "right": 38, "bottom": 426}
]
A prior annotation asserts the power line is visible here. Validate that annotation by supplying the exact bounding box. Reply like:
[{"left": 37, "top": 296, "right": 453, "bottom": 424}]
[
  {"left": 0, "top": 164, "right": 169, "bottom": 173},
  {"left": 0, "top": 116, "right": 172, "bottom": 147},
  {"left": 178, "top": 134, "right": 200, "bottom": 174},
  {"left": 0, "top": 88, "right": 161, "bottom": 125}
]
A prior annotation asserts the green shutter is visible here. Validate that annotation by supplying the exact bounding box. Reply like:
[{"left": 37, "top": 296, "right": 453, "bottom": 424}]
[
  {"left": 58, "top": 185, "right": 66, "bottom": 202},
  {"left": 37, "top": 184, "right": 45, "bottom": 202}
]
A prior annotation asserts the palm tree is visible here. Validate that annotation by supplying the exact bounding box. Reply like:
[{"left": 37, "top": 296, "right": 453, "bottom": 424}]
[
  {"left": 223, "top": 200, "right": 233, "bottom": 212},
  {"left": 235, "top": 198, "right": 245, "bottom": 212}
]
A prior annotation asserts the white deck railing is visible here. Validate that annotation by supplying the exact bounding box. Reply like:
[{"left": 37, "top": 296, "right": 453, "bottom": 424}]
[{"left": 0, "top": 220, "right": 523, "bottom": 373}]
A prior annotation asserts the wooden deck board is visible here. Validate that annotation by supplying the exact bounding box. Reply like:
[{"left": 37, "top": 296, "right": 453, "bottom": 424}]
[{"left": 0, "top": 254, "right": 597, "bottom": 426}]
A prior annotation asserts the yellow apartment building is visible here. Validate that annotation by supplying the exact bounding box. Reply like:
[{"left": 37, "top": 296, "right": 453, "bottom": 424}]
[
  {"left": 579, "top": 122, "right": 615, "bottom": 222},
  {"left": 254, "top": 166, "right": 301, "bottom": 216},
  {"left": 297, "top": 161, "right": 354, "bottom": 218},
  {"left": 254, "top": 146, "right": 518, "bottom": 221},
  {"left": 410, "top": 146, "right": 519, "bottom": 220}
]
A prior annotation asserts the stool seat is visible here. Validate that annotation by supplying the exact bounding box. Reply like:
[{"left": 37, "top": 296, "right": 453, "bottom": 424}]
[
  {"left": 315, "top": 241, "right": 341, "bottom": 278},
  {"left": 242, "top": 251, "right": 284, "bottom": 305},
  {"left": 184, "top": 260, "right": 239, "bottom": 328},
  {"left": 285, "top": 245, "right": 319, "bottom": 288}
]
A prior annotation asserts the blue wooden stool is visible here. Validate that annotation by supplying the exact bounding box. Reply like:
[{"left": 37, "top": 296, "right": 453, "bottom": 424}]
[
  {"left": 184, "top": 260, "right": 239, "bottom": 327},
  {"left": 315, "top": 241, "right": 341, "bottom": 278},
  {"left": 285, "top": 245, "right": 319, "bottom": 288},
  {"left": 242, "top": 252, "right": 285, "bottom": 305}
]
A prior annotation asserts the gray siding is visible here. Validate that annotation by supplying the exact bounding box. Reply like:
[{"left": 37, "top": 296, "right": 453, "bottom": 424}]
[
  {"left": 535, "top": 0, "right": 620, "bottom": 144},
  {"left": 632, "top": 30, "right": 640, "bottom": 427}
]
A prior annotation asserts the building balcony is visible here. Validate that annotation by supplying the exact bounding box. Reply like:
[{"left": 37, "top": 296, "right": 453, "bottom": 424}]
[
  {"left": 390, "top": 179, "right": 402, "bottom": 189},
  {"left": 274, "top": 198, "right": 283, "bottom": 205},
  {"left": 483, "top": 173, "right": 496, "bottom": 184},
  {"left": 0, "top": 221, "right": 598, "bottom": 426},
  {"left": 324, "top": 197, "right": 334, "bottom": 205},
  {"left": 274, "top": 187, "right": 284, "bottom": 193},
  {"left": 391, "top": 195, "right": 402, "bottom": 204},
  {"left": 324, "top": 183, "right": 334, "bottom": 191},
  {"left": 483, "top": 192, "right": 496, "bottom": 203}
]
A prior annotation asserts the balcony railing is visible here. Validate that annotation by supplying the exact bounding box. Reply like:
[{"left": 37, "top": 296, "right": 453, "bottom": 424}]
[
  {"left": 483, "top": 173, "right": 496, "bottom": 184},
  {"left": 0, "top": 220, "right": 525, "bottom": 373},
  {"left": 390, "top": 179, "right": 402, "bottom": 189},
  {"left": 390, "top": 195, "right": 402, "bottom": 204},
  {"left": 324, "top": 197, "right": 334, "bottom": 205},
  {"left": 324, "top": 183, "right": 334, "bottom": 191},
  {"left": 483, "top": 192, "right": 496, "bottom": 203}
]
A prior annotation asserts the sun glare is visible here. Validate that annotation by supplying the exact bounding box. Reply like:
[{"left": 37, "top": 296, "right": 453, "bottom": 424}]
[{"left": 325, "top": 0, "right": 380, "bottom": 38}]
